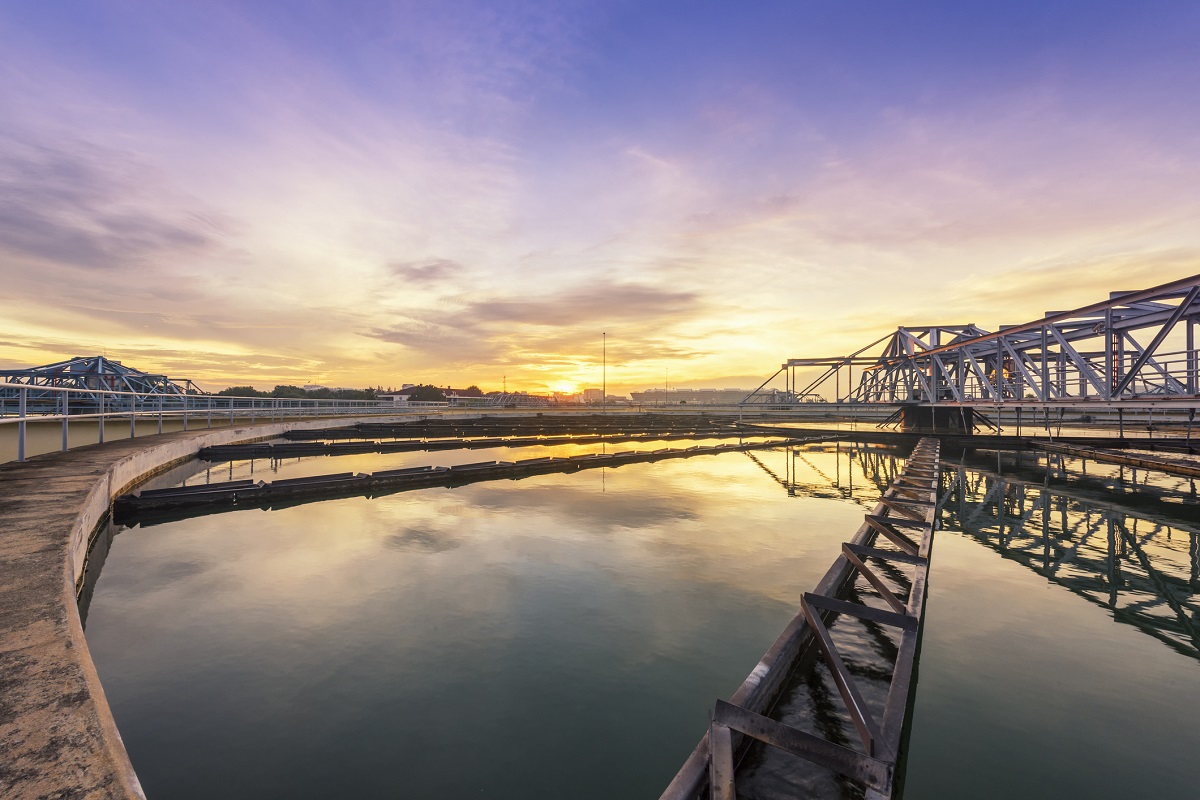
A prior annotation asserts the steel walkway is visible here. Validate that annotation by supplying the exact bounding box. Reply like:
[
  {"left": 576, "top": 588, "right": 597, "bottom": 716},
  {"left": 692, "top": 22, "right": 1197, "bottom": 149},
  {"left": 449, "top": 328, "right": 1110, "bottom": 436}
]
[{"left": 661, "top": 437, "right": 940, "bottom": 799}]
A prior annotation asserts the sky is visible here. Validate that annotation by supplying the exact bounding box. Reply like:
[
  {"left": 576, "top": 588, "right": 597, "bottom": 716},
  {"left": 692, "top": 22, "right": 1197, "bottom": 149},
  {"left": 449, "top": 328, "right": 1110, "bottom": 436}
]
[{"left": 1, "top": 1, "right": 1198, "bottom": 394}]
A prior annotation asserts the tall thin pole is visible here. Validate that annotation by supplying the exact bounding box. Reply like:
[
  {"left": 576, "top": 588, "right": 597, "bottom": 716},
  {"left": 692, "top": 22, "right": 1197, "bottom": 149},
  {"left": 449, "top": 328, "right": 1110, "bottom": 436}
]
[
  {"left": 17, "top": 387, "right": 26, "bottom": 462},
  {"left": 602, "top": 332, "right": 607, "bottom": 414}
]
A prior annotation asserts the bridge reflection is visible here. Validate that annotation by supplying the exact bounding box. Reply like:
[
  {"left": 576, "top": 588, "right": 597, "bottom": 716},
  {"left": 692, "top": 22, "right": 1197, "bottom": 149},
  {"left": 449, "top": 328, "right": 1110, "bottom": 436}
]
[{"left": 755, "top": 442, "right": 1200, "bottom": 659}]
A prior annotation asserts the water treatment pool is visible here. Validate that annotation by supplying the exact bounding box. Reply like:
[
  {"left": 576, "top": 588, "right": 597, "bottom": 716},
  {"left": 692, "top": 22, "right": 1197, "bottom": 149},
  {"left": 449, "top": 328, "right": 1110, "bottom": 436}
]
[{"left": 83, "top": 443, "right": 1200, "bottom": 798}]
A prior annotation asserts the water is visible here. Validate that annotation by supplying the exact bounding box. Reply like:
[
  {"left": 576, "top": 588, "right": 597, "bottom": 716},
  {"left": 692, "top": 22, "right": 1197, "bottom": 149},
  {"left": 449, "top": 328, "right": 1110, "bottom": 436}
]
[
  {"left": 84, "top": 445, "right": 868, "bottom": 798},
  {"left": 82, "top": 443, "right": 1200, "bottom": 798},
  {"left": 903, "top": 453, "right": 1200, "bottom": 798}
]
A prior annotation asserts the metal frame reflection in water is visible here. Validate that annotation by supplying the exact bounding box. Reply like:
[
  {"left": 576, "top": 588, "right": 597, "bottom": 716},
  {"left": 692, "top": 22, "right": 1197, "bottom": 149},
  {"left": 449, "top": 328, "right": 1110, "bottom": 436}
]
[{"left": 663, "top": 437, "right": 941, "bottom": 800}]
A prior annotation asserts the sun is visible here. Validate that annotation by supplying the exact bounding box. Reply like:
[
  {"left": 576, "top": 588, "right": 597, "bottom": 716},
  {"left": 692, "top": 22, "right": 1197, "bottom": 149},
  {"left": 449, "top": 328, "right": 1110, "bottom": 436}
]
[{"left": 550, "top": 381, "right": 580, "bottom": 394}]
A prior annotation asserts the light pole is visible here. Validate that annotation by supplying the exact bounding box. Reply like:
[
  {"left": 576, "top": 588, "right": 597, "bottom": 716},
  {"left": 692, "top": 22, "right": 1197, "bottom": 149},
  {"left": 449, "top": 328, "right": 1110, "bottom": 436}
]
[{"left": 602, "top": 332, "right": 607, "bottom": 414}]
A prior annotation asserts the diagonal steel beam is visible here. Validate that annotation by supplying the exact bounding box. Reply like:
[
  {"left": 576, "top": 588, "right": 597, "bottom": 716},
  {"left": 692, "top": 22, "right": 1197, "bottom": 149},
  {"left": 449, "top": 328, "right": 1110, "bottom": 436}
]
[
  {"left": 1002, "top": 337, "right": 1046, "bottom": 401},
  {"left": 1113, "top": 287, "right": 1199, "bottom": 395},
  {"left": 713, "top": 700, "right": 893, "bottom": 791},
  {"left": 1047, "top": 325, "right": 1110, "bottom": 395}
]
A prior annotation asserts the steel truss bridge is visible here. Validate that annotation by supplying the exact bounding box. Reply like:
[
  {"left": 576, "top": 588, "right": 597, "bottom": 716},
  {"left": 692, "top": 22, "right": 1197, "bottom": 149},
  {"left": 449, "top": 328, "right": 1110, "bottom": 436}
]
[
  {"left": 0, "top": 355, "right": 406, "bottom": 463},
  {"left": 749, "top": 273, "right": 1200, "bottom": 410},
  {"left": 0, "top": 355, "right": 201, "bottom": 406}
]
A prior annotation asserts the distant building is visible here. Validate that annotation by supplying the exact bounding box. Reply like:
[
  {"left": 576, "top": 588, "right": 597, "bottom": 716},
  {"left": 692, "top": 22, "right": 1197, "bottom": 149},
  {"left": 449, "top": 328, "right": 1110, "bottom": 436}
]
[
  {"left": 582, "top": 388, "right": 603, "bottom": 402},
  {"left": 376, "top": 392, "right": 448, "bottom": 408},
  {"left": 628, "top": 387, "right": 773, "bottom": 405},
  {"left": 485, "top": 392, "right": 553, "bottom": 408},
  {"left": 376, "top": 384, "right": 489, "bottom": 407}
]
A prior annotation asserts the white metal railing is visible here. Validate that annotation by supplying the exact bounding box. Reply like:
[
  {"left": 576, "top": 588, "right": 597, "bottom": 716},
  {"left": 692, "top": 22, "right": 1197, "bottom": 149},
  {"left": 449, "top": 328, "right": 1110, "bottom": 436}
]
[{"left": 0, "top": 381, "right": 405, "bottom": 463}]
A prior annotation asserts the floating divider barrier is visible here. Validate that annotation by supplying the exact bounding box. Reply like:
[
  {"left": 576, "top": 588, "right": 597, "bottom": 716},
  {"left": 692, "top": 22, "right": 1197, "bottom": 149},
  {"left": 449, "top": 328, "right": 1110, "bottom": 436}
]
[
  {"left": 197, "top": 430, "right": 762, "bottom": 462},
  {"left": 662, "top": 437, "right": 941, "bottom": 800},
  {"left": 1032, "top": 441, "right": 1200, "bottom": 479},
  {"left": 115, "top": 437, "right": 826, "bottom": 525},
  {"left": 282, "top": 414, "right": 738, "bottom": 442}
]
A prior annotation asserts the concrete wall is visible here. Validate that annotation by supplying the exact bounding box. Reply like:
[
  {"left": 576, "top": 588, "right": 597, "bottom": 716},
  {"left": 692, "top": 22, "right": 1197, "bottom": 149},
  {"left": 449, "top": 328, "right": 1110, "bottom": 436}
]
[{"left": 0, "top": 416, "right": 419, "bottom": 799}]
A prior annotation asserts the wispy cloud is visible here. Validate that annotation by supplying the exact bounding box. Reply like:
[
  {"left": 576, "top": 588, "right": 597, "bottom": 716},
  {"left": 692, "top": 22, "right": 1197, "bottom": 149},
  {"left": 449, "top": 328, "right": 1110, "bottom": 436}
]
[
  {"left": 363, "top": 281, "right": 709, "bottom": 374},
  {"left": 389, "top": 259, "right": 465, "bottom": 285},
  {"left": 0, "top": 136, "right": 226, "bottom": 270}
]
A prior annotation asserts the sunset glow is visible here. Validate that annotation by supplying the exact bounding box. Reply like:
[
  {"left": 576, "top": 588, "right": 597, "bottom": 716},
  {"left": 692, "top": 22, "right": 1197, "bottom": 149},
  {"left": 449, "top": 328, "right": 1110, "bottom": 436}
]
[{"left": 1, "top": 2, "right": 1198, "bottom": 393}]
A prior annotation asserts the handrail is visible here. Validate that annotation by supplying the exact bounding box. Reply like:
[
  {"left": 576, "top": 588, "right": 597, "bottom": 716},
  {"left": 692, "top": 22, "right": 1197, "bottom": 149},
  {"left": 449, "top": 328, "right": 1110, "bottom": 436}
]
[{"left": 0, "top": 380, "right": 404, "bottom": 463}]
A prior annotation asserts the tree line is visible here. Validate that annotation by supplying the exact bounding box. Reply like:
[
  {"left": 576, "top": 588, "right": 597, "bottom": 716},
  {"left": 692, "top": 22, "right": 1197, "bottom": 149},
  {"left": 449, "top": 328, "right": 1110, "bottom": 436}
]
[
  {"left": 214, "top": 385, "right": 381, "bottom": 400},
  {"left": 213, "top": 384, "right": 484, "bottom": 401}
]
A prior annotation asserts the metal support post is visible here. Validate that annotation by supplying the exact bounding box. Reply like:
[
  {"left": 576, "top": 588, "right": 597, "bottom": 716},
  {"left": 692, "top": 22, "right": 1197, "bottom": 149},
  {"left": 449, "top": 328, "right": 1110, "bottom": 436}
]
[
  {"left": 996, "top": 338, "right": 1003, "bottom": 399},
  {"left": 98, "top": 391, "right": 105, "bottom": 444},
  {"left": 1105, "top": 310, "right": 1114, "bottom": 400},
  {"left": 1117, "top": 332, "right": 1125, "bottom": 393},
  {"left": 1041, "top": 328, "right": 1049, "bottom": 398},
  {"left": 61, "top": 391, "right": 69, "bottom": 452},
  {"left": 1189, "top": 320, "right": 1197, "bottom": 394},
  {"left": 17, "top": 387, "right": 27, "bottom": 462}
]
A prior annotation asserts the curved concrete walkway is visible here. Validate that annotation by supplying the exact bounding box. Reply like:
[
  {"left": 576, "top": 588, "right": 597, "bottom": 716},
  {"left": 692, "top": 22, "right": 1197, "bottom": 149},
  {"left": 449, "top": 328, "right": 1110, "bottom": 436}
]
[{"left": 0, "top": 417, "right": 416, "bottom": 799}]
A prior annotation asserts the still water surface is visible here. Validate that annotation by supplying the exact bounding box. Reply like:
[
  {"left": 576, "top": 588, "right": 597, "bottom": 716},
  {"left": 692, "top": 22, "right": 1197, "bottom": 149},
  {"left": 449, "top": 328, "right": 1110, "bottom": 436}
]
[{"left": 84, "top": 444, "right": 1200, "bottom": 798}]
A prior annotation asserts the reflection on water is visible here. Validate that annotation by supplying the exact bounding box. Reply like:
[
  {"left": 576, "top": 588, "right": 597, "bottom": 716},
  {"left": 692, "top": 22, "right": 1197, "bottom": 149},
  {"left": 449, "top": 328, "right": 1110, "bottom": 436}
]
[
  {"left": 84, "top": 447, "right": 868, "bottom": 799},
  {"left": 83, "top": 442, "right": 1200, "bottom": 799},
  {"left": 914, "top": 453, "right": 1200, "bottom": 798},
  {"left": 743, "top": 444, "right": 1200, "bottom": 799},
  {"left": 935, "top": 459, "right": 1200, "bottom": 658}
]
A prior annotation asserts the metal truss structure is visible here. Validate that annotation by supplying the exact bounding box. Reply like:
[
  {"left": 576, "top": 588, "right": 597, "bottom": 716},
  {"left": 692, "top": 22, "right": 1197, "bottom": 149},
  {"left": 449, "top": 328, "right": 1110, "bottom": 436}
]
[
  {"left": 937, "top": 461, "right": 1200, "bottom": 658},
  {"left": 672, "top": 438, "right": 1199, "bottom": 797},
  {"left": 760, "top": 273, "right": 1200, "bottom": 408},
  {"left": 0, "top": 356, "right": 201, "bottom": 407},
  {"left": 822, "top": 445, "right": 1199, "bottom": 658},
  {"left": 733, "top": 387, "right": 805, "bottom": 406}
]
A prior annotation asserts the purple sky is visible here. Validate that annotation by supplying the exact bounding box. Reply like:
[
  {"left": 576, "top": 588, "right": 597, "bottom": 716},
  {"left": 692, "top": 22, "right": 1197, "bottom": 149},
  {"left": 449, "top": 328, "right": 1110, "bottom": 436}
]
[{"left": 2, "top": 1, "right": 1198, "bottom": 392}]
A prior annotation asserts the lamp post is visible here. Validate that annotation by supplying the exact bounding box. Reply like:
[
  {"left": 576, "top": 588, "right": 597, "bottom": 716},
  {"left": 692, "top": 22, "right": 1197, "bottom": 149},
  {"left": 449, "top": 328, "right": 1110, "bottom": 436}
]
[{"left": 602, "top": 332, "right": 607, "bottom": 414}]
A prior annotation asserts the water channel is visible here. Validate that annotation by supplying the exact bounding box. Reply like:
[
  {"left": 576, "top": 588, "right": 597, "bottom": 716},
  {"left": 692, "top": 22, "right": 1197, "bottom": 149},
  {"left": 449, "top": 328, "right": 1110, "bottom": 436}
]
[{"left": 82, "top": 440, "right": 1200, "bottom": 798}]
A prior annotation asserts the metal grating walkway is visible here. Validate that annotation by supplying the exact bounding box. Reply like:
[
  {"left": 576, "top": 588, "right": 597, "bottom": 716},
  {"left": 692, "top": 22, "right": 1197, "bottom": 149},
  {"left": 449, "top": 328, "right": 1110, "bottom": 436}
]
[{"left": 662, "top": 437, "right": 941, "bottom": 799}]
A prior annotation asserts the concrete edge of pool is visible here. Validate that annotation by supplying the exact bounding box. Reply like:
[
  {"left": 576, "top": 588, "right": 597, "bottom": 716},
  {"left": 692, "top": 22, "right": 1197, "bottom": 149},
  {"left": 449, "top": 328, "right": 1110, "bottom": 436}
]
[{"left": 0, "top": 415, "right": 428, "bottom": 799}]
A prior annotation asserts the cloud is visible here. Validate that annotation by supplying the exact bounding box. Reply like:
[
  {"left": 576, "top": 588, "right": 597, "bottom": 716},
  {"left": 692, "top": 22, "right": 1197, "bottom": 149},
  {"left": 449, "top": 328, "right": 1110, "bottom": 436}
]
[
  {"left": 0, "top": 136, "right": 229, "bottom": 270},
  {"left": 465, "top": 283, "right": 700, "bottom": 327},
  {"left": 361, "top": 281, "right": 709, "bottom": 370},
  {"left": 389, "top": 259, "right": 465, "bottom": 285},
  {"left": 384, "top": 528, "right": 461, "bottom": 554}
]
